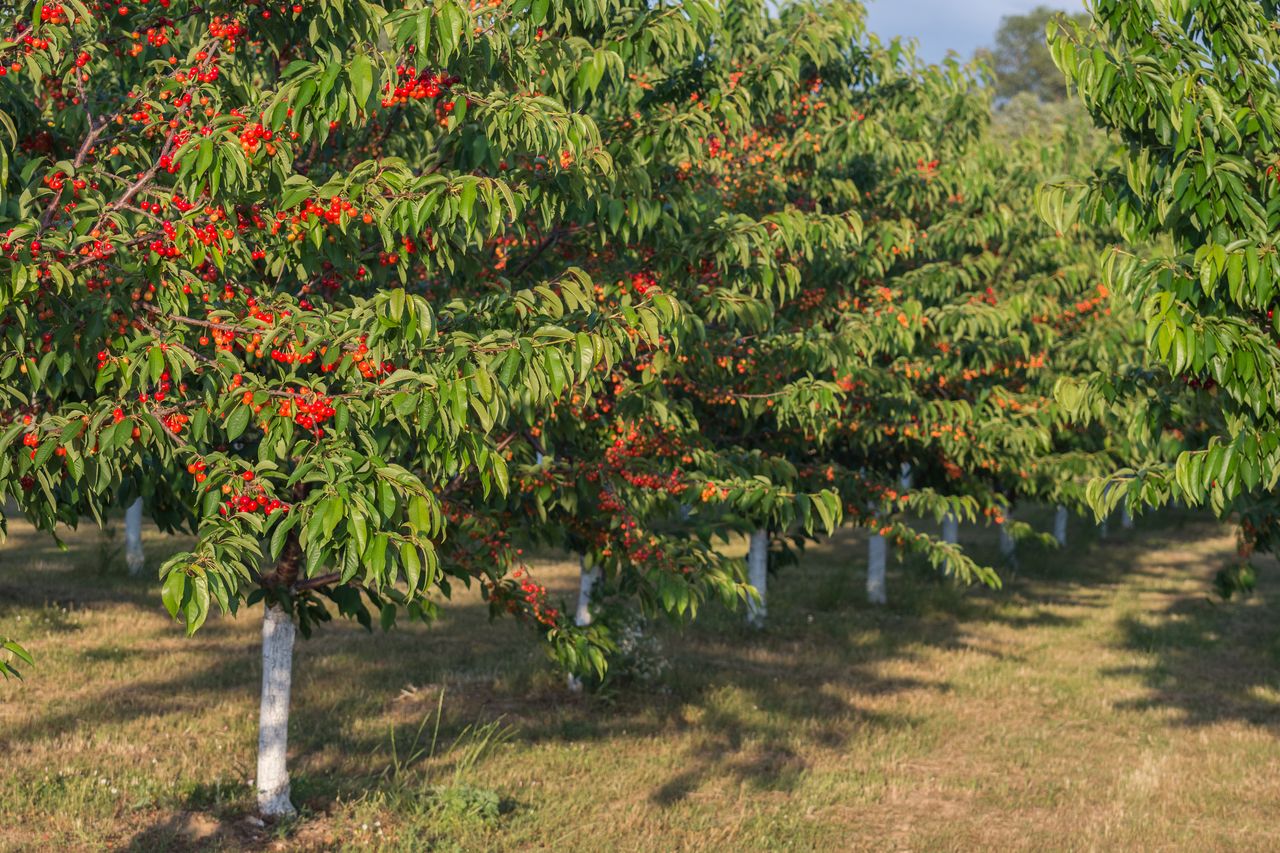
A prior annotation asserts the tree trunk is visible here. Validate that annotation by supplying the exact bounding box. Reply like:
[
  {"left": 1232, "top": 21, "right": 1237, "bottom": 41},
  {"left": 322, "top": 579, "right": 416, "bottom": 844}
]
[
  {"left": 575, "top": 558, "right": 601, "bottom": 628},
  {"left": 1053, "top": 505, "right": 1068, "bottom": 547},
  {"left": 568, "top": 556, "right": 601, "bottom": 693},
  {"left": 941, "top": 513, "right": 958, "bottom": 573},
  {"left": 999, "top": 513, "right": 1016, "bottom": 562},
  {"left": 867, "top": 532, "right": 887, "bottom": 605},
  {"left": 1120, "top": 505, "right": 1134, "bottom": 529},
  {"left": 1099, "top": 515, "right": 1109, "bottom": 539},
  {"left": 746, "top": 529, "right": 768, "bottom": 627},
  {"left": 256, "top": 535, "right": 301, "bottom": 819},
  {"left": 257, "top": 604, "right": 296, "bottom": 818},
  {"left": 899, "top": 463, "right": 913, "bottom": 490},
  {"left": 125, "top": 498, "right": 144, "bottom": 576}
]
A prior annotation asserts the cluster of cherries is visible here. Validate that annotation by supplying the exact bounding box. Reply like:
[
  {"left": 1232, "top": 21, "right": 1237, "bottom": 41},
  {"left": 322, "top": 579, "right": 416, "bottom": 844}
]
[
  {"left": 627, "top": 271, "right": 658, "bottom": 297},
  {"left": 269, "top": 345, "right": 318, "bottom": 366},
  {"left": 217, "top": 471, "right": 290, "bottom": 516},
  {"left": 0, "top": 14, "right": 57, "bottom": 77},
  {"left": 508, "top": 567, "right": 559, "bottom": 627},
  {"left": 149, "top": 221, "right": 182, "bottom": 258},
  {"left": 698, "top": 481, "right": 730, "bottom": 502},
  {"left": 1069, "top": 284, "right": 1110, "bottom": 318},
  {"left": 381, "top": 67, "right": 459, "bottom": 108},
  {"left": 207, "top": 16, "right": 246, "bottom": 48},
  {"left": 237, "top": 121, "right": 280, "bottom": 157},
  {"left": 276, "top": 390, "right": 337, "bottom": 432},
  {"left": 41, "top": 171, "right": 89, "bottom": 196},
  {"left": 272, "top": 196, "right": 361, "bottom": 236}
]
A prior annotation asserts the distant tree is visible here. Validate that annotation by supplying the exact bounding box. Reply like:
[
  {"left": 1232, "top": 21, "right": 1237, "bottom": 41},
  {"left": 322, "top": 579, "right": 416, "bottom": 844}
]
[{"left": 979, "top": 5, "right": 1088, "bottom": 102}]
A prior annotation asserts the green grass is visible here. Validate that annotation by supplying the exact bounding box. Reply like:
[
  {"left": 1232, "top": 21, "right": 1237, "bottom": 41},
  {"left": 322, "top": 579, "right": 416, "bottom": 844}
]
[{"left": 2, "top": 506, "right": 1279, "bottom": 850}]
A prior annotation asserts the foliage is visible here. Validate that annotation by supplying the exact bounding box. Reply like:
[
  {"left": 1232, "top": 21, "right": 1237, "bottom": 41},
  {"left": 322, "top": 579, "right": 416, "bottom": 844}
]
[
  {"left": 0, "top": 637, "right": 32, "bottom": 679},
  {"left": 0, "top": 0, "right": 1150, "bottom": 687},
  {"left": 1044, "top": 0, "right": 1280, "bottom": 559},
  {"left": 0, "top": 0, "right": 679, "bottom": 648}
]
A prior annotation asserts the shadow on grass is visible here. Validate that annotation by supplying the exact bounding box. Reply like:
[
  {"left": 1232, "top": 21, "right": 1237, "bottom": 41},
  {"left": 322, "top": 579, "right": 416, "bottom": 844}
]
[
  {"left": 8, "top": 503, "right": 1275, "bottom": 843},
  {"left": 1107, "top": 571, "right": 1280, "bottom": 730},
  {"left": 1041, "top": 505, "right": 1280, "bottom": 732}
]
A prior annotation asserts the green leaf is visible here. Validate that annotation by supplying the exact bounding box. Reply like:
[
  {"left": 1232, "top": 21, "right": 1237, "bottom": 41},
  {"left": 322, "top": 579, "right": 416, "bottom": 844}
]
[
  {"left": 349, "top": 54, "right": 374, "bottom": 106},
  {"left": 225, "top": 406, "right": 251, "bottom": 441},
  {"left": 161, "top": 570, "right": 186, "bottom": 619}
]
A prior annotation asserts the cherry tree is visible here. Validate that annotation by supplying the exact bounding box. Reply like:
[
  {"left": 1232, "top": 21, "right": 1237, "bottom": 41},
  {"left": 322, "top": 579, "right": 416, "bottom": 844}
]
[
  {"left": 1045, "top": 0, "right": 1280, "bottom": 587},
  {"left": 0, "top": 0, "right": 679, "bottom": 816}
]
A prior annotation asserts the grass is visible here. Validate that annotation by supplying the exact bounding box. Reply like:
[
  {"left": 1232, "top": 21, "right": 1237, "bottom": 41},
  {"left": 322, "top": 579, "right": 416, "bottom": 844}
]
[{"left": 2, "top": 506, "right": 1279, "bottom": 850}]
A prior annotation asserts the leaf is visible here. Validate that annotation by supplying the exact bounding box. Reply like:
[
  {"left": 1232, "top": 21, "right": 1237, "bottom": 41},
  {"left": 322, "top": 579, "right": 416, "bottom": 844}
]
[
  {"left": 161, "top": 570, "right": 186, "bottom": 619},
  {"left": 225, "top": 406, "right": 251, "bottom": 441},
  {"left": 349, "top": 54, "right": 374, "bottom": 106}
]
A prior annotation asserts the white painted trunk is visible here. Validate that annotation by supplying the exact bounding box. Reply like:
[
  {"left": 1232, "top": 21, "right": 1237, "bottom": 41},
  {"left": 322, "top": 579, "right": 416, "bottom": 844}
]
[
  {"left": 899, "top": 463, "right": 913, "bottom": 491},
  {"left": 575, "top": 560, "right": 601, "bottom": 628},
  {"left": 1053, "top": 505, "right": 1068, "bottom": 547},
  {"left": 746, "top": 529, "right": 768, "bottom": 627},
  {"left": 999, "top": 515, "right": 1016, "bottom": 560},
  {"left": 568, "top": 558, "right": 601, "bottom": 693},
  {"left": 1120, "top": 505, "right": 1133, "bottom": 529},
  {"left": 867, "top": 533, "right": 887, "bottom": 605},
  {"left": 125, "top": 498, "right": 145, "bottom": 576},
  {"left": 940, "top": 513, "right": 959, "bottom": 573},
  {"left": 257, "top": 605, "right": 297, "bottom": 819}
]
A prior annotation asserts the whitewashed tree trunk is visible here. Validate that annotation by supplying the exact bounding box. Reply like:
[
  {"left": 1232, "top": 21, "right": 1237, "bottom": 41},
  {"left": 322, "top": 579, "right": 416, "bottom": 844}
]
[
  {"left": 899, "top": 463, "right": 913, "bottom": 490},
  {"left": 568, "top": 557, "right": 601, "bottom": 693},
  {"left": 257, "top": 605, "right": 296, "bottom": 819},
  {"left": 941, "top": 512, "right": 959, "bottom": 573},
  {"left": 867, "top": 532, "right": 887, "bottom": 605},
  {"left": 1120, "top": 505, "right": 1134, "bottom": 529},
  {"left": 746, "top": 529, "right": 768, "bottom": 627},
  {"left": 999, "top": 513, "right": 1016, "bottom": 561},
  {"left": 1053, "top": 505, "right": 1068, "bottom": 547},
  {"left": 575, "top": 559, "right": 601, "bottom": 628},
  {"left": 125, "top": 498, "right": 144, "bottom": 576}
]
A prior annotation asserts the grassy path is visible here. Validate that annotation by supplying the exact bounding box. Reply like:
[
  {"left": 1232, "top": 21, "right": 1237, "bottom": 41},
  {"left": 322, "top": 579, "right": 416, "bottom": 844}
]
[{"left": 1, "top": 507, "right": 1278, "bottom": 851}]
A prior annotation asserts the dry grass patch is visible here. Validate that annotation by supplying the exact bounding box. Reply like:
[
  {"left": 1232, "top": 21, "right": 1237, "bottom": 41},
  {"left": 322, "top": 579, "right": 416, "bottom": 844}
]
[{"left": 2, "top": 506, "right": 1279, "bottom": 850}]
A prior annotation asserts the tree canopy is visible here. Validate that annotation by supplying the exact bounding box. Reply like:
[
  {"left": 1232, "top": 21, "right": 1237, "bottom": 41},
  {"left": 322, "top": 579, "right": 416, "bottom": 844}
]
[{"left": 1044, "top": 0, "right": 1280, "bottom": 576}]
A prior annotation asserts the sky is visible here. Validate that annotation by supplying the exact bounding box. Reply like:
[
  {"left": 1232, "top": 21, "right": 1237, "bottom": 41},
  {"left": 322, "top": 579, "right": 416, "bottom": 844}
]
[{"left": 864, "top": 0, "right": 1085, "bottom": 65}]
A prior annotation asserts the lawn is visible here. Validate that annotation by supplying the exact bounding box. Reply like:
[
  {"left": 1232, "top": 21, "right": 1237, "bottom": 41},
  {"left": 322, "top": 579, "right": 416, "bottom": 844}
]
[{"left": 2, "top": 507, "right": 1279, "bottom": 851}]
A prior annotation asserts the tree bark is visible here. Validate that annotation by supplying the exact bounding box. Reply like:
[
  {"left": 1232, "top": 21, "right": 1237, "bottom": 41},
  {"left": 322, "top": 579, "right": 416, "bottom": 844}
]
[
  {"left": 1120, "top": 505, "right": 1134, "bottom": 529},
  {"left": 125, "top": 498, "right": 144, "bottom": 576},
  {"left": 257, "top": 604, "right": 296, "bottom": 818},
  {"left": 867, "top": 532, "right": 887, "bottom": 605},
  {"left": 568, "top": 555, "right": 600, "bottom": 693},
  {"left": 941, "top": 513, "right": 959, "bottom": 573},
  {"left": 746, "top": 529, "right": 768, "bottom": 627},
  {"left": 256, "top": 534, "right": 301, "bottom": 818},
  {"left": 999, "top": 512, "right": 1017, "bottom": 562},
  {"left": 1054, "top": 505, "right": 1068, "bottom": 547},
  {"left": 575, "top": 557, "right": 601, "bottom": 628}
]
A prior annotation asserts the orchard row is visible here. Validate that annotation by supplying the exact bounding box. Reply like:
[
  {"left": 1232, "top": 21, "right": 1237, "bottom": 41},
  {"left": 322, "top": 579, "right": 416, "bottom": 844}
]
[{"left": 0, "top": 0, "right": 1263, "bottom": 820}]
